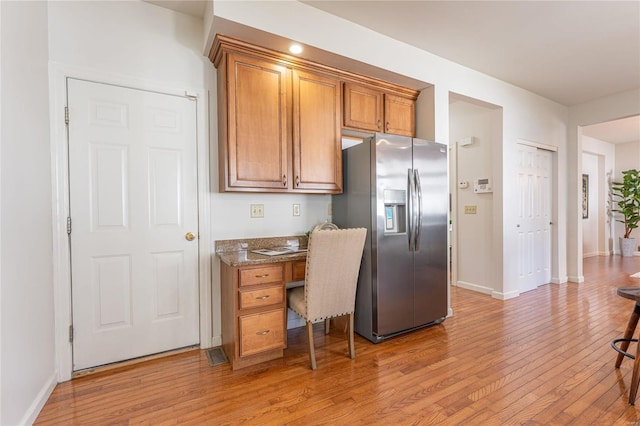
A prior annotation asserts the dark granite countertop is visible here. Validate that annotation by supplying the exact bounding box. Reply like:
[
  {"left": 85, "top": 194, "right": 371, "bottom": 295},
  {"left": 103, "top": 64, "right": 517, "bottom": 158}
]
[{"left": 215, "top": 235, "right": 308, "bottom": 267}]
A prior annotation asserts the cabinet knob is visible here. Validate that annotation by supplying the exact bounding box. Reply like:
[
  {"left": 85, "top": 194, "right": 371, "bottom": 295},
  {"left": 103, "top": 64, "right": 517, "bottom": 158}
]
[
  {"left": 386, "top": 122, "right": 390, "bottom": 132},
  {"left": 377, "top": 120, "right": 381, "bottom": 130},
  {"left": 282, "top": 175, "right": 287, "bottom": 186},
  {"left": 256, "top": 330, "right": 271, "bottom": 336},
  {"left": 296, "top": 176, "right": 300, "bottom": 187}
]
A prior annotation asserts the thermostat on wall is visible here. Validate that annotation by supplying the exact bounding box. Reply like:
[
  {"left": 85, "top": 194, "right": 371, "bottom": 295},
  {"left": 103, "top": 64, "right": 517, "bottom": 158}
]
[{"left": 474, "top": 178, "right": 493, "bottom": 193}]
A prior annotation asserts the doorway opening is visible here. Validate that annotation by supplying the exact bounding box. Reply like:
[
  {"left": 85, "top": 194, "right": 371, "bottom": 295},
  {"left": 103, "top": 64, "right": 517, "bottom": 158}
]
[{"left": 449, "top": 93, "right": 503, "bottom": 297}]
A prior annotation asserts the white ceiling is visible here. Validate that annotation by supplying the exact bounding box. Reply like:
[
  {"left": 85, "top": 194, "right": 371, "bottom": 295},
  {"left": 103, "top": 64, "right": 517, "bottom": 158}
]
[
  {"left": 303, "top": 1, "right": 640, "bottom": 107},
  {"left": 582, "top": 115, "right": 640, "bottom": 145},
  {"left": 145, "top": 0, "right": 640, "bottom": 143}
]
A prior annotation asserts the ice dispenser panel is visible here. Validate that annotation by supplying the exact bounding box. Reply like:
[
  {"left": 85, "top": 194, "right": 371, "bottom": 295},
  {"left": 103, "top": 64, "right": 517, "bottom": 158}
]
[{"left": 383, "top": 189, "right": 406, "bottom": 234}]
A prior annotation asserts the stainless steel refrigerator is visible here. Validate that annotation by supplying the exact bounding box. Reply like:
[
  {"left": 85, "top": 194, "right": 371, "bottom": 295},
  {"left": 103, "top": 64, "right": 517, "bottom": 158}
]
[{"left": 332, "top": 133, "right": 448, "bottom": 343}]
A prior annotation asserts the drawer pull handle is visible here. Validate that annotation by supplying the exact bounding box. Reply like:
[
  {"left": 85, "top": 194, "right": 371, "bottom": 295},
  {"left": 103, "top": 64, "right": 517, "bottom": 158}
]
[
  {"left": 255, "top": 274, "right": 269, "bottom": 278},
  {"left": 256, "top": 330, "right": 270, "bottom": 336},
  {"left": 255, "top": 295, "right": 270, "bottom": 300}
]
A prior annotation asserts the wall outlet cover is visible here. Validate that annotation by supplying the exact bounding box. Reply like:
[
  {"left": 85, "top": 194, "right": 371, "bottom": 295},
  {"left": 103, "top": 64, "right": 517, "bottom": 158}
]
[{"left": 250, "top": 204, "right": 264, "bottom": 218}]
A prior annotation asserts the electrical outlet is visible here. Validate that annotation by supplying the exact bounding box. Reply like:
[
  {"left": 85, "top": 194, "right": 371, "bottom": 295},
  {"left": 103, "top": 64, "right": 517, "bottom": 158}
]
[
  {"left": 293, "top": 203, "right": 301, "bottom": 216},
  {"left": 464, "top": 205, "right": 477, "bottom": 214},
  {"left": 250, "top": 204, "right": 264, "bottom": 218}
]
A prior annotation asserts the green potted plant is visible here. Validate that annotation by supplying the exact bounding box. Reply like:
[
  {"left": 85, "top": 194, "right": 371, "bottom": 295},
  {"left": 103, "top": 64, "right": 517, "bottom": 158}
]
[{"left": 611, "top": 169, "right": 640, "bottom": 256}]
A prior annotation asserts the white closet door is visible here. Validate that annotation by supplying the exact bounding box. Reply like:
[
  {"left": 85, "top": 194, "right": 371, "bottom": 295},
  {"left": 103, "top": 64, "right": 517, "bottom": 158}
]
[{"left": 516, "top": 144, "right": 552, "bottom": 293}]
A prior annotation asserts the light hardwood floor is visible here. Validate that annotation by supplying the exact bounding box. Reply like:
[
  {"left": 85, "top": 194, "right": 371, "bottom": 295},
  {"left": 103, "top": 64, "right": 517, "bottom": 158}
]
[{"left": 36, "top": 255, "right": 640, "bottom": 424}]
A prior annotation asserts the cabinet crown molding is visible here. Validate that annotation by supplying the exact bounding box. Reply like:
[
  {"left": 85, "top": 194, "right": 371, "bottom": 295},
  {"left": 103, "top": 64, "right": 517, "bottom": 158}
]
[{"left": 210, "top": 34, "right": 420, "bottom": 100}]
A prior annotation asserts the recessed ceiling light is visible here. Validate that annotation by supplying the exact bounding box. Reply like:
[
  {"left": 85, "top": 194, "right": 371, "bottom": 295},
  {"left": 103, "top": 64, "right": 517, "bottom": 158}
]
[{"left": 289, "top": 44, "right": 303, "bottom": 55}]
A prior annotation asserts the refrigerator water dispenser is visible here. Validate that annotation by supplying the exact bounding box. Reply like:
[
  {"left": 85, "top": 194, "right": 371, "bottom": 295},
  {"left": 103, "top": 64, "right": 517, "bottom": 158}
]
[{"left": 383, "top": 189, "right": 406, "bottom": 234}]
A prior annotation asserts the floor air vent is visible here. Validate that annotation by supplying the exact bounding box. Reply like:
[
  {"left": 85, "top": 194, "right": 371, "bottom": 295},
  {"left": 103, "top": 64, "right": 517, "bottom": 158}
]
[{"left": 206, "top": 347, "right": 228, "bottom": 367}]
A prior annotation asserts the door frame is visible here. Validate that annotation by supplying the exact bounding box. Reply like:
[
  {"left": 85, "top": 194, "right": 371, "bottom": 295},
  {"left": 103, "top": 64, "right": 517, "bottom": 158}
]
[{"left": 49, "top": 64, "right": 212, "bottom": 381}]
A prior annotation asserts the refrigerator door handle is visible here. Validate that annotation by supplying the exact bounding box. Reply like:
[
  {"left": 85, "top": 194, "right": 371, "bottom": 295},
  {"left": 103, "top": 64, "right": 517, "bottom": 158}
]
[
  {"left": 407, "top": 168, "right": 415, "bottom": 251},
  {"left": 414, "top": 169, "right": 423, "bottom": 251}
]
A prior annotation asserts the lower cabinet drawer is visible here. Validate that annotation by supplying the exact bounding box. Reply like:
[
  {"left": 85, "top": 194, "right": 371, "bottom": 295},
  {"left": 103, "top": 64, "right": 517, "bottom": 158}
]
[
  {"left": 239, "top": 285, "right": 283, "bottom": 310},
  {"left": 239, "top": 309, "right": 285, "bottom": 357}
]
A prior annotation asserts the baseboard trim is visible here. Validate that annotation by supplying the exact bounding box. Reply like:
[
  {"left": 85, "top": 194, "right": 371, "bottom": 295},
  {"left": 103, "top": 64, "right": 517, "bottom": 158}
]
[
  {"left": 492, "top": 290, "right": 520, "bottom": 300},
  {"left": 551, "top": 276, "right": 568, "bottom": 284},
  {"left": 455, "top": 280, "right": 493, "bottom": 295},
  {"left": 568, "top": 275, "right": 585, "bottom": 283},
  {"left": 583, "top": 252, "right": 600, "bottom": 258},
  {"left": 21, "top": 372, "right": 57, "bottom": 426}
]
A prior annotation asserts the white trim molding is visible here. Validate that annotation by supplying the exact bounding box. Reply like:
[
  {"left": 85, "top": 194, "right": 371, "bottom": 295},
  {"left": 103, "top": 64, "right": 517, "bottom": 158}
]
[
  {"left": 516, "top": 138, "right": 558, "bottom": 152},
  {"left": 455, "top": 280, "right": 493, "bottom": 296},
  {"left": 551, "top": 276, "right": 569, "bottom": 284},
  {"left": 49, "top": 63, "right": 211, "bottom": 381},
  {"left": 20, "top": 373, "right": 57, "bottom": 426},
  {"left": 492, "top": 290, "right": 520, "bottom": 300}
]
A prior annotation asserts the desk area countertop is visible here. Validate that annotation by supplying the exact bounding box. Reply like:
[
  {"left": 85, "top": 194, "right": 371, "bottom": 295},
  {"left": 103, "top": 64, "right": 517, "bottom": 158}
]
[{"left": 215, "top": 235, "right": 308, "bottom": 267}]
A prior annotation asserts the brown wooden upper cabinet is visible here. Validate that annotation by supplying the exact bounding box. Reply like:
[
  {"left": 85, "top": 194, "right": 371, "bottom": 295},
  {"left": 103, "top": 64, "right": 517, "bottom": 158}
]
[
  {"left": 210, "top": 35, "right": 419, "bottom": 193},
  {"left": 222, "top": 52, "right": 290, "bottom": 191},
  {"left": 343, "top": 83, "right": 416, "bottom": 137},
  {"left": 212, "top": 37, "right": 341, "bottom": 193},
  {"left": 292, "top": 69, "right": 342, "bottom": 193}
]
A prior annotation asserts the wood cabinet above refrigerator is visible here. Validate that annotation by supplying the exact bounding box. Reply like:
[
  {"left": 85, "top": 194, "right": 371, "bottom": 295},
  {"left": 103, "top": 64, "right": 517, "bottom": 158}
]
[{"left": 210, "top": 35, "right": 419, "bottom": 193}]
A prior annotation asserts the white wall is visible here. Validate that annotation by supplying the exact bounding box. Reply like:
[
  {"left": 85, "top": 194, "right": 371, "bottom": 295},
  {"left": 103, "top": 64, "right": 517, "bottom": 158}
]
[
  {"left": 1, "top": 2, "right": 56, "bottom": 424},
  {"left": 211, "top": 0, "right": 569, "bottom": 299},
  {"left": 49, "top": 1, "right": 207, "bottom": 87},
  {"left": 450, "top": 99, "right": 500, "bottom": 294}
]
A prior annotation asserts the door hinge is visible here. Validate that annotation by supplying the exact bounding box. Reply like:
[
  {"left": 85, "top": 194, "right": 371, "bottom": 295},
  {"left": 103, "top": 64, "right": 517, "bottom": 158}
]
[
  {"left": 68, "top": 324, "right": 74, "bottom": 343},
  {"left": 64, "top": 106, "right": 69, "bottom": 125},
  {"left": 67, "top": 216, "right": 72, "bottom": 235}
]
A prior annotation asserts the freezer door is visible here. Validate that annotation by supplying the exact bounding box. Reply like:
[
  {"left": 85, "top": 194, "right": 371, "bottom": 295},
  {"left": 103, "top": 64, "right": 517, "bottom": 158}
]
[
  {"left": 373, "top": 134, "right": 415, "bottom": 336},
  {"left": 413, "top": 139, "right": 448, "bottom": 325}
]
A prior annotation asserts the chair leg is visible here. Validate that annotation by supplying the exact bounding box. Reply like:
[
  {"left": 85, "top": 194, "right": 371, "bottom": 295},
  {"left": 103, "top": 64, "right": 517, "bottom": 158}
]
[
  {"left": 617, "top": 303, "right": 640, "bottom": 368},
  {"left": 348, "top": 313, "right": 355, "bottom": 360},
  {"left": 306, "top": 321, "right": 317, "bottom": 370},
  {"left": 325, "top": 318, "right": 331, "bottom": 334},
  {"left": 630, "top": 332, "right": 640, "bottom": 405}
]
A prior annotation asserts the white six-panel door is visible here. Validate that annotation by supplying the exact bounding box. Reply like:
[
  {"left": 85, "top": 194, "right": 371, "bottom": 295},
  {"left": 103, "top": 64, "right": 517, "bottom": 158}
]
[
  {"left": 516, "top": 144, "right": 552, "bottom": 293},
  {"left": 68, "top": 79, "right": 199, "bottom": 370}
]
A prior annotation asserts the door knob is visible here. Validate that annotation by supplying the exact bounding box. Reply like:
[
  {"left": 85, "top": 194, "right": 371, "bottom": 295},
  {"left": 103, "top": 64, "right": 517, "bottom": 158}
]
[{"left": 185, "top": 232, "right": 196, "bottom": 241}]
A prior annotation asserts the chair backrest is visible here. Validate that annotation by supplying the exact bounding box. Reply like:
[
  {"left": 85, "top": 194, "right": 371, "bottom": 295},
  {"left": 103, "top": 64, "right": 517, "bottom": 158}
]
[{"left": 303, "top": 228, "right": 367, "bottom": 322}]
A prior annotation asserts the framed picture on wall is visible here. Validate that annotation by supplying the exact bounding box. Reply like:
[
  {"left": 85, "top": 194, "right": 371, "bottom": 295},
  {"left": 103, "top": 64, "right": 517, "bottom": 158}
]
[{"left": 582, "top": 174, "right": 589, "bottom": 219}]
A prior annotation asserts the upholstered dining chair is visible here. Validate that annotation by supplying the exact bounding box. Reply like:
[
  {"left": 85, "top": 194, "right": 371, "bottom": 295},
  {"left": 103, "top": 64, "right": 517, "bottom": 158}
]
[{"left": 287, "top": 227, "right": 367, "bottom": 370}]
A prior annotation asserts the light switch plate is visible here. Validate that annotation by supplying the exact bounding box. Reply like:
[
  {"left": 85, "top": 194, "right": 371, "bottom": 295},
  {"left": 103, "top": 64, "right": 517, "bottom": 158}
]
[
  {"left": 464, "top": 205, "right": 477, "bottom": 214},
  {"left": 293, "top": 204, "right": 300, "bottom": 216}
]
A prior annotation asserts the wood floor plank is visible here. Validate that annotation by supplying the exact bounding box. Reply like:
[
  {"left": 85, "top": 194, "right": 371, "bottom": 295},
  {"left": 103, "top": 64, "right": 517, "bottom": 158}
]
[{"left": 35, "top": 255, "right": 640, "bottom": 424}]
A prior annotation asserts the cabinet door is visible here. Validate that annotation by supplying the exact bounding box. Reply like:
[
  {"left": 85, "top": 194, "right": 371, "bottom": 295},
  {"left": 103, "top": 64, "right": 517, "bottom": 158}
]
[
  {"left": 225, "top": 53, "right": 290, "bottom": 190},
  {"left": 343, "top": 83, "right": 383, "bottom": 133},
  {"left": 384, "top": 94, "right": 416, "bottom": 137},
  {"left": 292, "top": 70, "right": 342, "bottom": 193}
]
